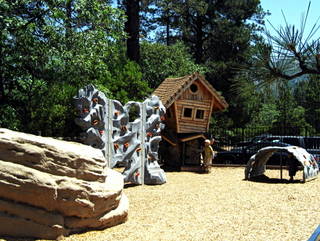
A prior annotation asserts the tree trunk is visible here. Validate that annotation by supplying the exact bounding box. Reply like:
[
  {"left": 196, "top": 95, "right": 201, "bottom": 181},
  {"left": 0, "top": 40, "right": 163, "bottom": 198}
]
[
  {"left": 65, "top": 0, "right": 72, "bottom": 41},
  {"left": 125, "top": 0, "right": 140, "bottom": 63},
  {"left": 182, "top": 0, "right": 190, "bottom": 43},
  {"left": 166, "top": 15, "right": 170, "bottom": 46},
  {"left": 194, "top": 14, "right": 204, "bottom": 64},
  {"left": 165, "top": 4, "right": 170, "bottom": 46},
  {"left": 0, "top": 49, "right": 4, "bottom": 105},
  {"left": 0, "top": 19, "right": 6, "bottom": 106},
  {"left": 0, "top": 77, "right": 4, "bottom": 105}
]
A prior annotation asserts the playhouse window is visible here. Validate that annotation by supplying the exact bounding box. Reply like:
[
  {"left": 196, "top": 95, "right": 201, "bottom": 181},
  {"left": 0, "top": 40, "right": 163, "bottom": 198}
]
[
  {"left": 195, "top": 109, "right": 205, "bottom": 119},
  {"left": 190, "top": 84, "right": 198, "bottom": 93},
  {"left": 183, "top": 107, "right": 193, "bottom": 118}
]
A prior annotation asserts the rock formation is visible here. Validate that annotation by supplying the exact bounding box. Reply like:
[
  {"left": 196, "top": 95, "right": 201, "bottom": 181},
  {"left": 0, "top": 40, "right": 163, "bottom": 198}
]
[{"left": 0, "top": 128, "right": 128, "bottom": 240}]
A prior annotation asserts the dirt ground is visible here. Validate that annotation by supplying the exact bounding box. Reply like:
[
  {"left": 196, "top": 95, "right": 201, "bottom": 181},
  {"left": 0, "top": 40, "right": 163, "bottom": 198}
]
[
  {"left": 2, "top": 167, "right": 319, "bottom": 241},
  {"left": 60, "top": 167, "right": 319, "bottom": 241}
]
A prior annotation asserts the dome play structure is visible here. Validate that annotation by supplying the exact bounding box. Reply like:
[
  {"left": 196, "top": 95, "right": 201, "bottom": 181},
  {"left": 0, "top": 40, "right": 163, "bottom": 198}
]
[{"left": 245, "top": 146, "right": 319, "bottom": 182}]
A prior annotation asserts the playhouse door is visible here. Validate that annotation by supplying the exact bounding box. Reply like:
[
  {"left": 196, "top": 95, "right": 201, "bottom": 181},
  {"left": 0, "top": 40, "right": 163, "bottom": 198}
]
[{"left": 183, "top": 139, "right": 202, "bottom": 165}]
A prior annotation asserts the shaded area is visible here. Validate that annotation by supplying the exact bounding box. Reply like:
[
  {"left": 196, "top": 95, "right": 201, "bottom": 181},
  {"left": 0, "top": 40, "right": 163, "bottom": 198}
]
[{"left": 246, "top": 174, "right": 302, "bottom": 184}]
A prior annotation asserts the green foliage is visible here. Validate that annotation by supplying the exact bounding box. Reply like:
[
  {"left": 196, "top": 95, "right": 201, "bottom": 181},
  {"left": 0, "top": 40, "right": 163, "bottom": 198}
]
[
  {"left": 209, "top": 112, "right": 233, "bottom": 134},
  {"left": 274, "top": 82, "right": 309, "bottom": 130},
  {"left": 1, "top": 0, "right": 318, "bottom": 137},
  {"left": 248, "top": 103, "right": 280, "bottom": 128},
  {"left": 237, "top": 73, "right": 280, "bottom": 129},
  {"left": 0, "top": 105, "right": 21, "bottom": 131},
  {"left": 228, "top": 64, "right": 313, "bottom": 133},
  {"left": 259, "top": 2, "right": 320, "bottom": 82},
  {"left": 140, "top": 41, "right": 207, "bottom": 89},
  {"left": 141, "top": 0, "right": 182, "bottom": 44},
  {"left": 28, "top": 83, "right": 81, "bottom": 137},
  {"left": 294, "top": 75, "right": 320, "bottom": 133},
  {"left": 105, "top": 60, "right": 151, "bottom": 102},
  {"left": 0, "top": 0, "right": 148, "bottom": 136},
  {"left": 142, "top": 0, "right": 268, "bottom": 131}
]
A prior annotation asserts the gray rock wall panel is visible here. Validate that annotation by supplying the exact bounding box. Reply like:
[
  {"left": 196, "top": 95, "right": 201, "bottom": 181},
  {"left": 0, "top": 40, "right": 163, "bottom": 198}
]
[{"left": 74, "top": 85, "right": 167, "bottom": 185}]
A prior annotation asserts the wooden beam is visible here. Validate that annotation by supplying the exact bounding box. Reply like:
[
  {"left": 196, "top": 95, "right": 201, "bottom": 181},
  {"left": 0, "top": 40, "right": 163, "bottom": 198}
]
[
  {"left": 207, "top": 97, "right": 214, "bottom": 131},
  {"left": 179, "top": 134, "right": 206, "bottom": 142},
  {"left": 174, "top": 102, "right": 180, "bottom": 133},
  {"left": 162, "top": 135, "right": 177, "bottom": 146}
]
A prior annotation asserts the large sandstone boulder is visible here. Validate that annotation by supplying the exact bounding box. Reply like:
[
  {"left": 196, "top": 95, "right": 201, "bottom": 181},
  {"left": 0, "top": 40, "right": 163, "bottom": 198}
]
[{"left": 0, "top": 128, "right": 128, "bottom": 240}]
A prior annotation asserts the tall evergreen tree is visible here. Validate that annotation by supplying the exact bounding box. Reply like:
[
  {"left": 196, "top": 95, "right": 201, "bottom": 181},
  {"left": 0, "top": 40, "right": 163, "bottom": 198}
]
[
  {"left": 142, "top": 0, "right": 266, "bottom": 95},
  {"left": 120, "top": 0, "right": 141, "bottom": 62},
  {"left": 140, "top": 41, "right": 206, "bottom": 88},
  {"left": 266, "top": 81, "right": 311, "bottom": 135},
  {"left": 294, "top": 75, "right": 320, "bottom": 133},
  {"left": 141, "top": 0, "right": 181, "bottom": 45},
  {"left": 139, "top": 0, "right": 267, "bottom": 130},
  {"left": 256, "top": 2, "right": 320, "bottom": 83},
  {"left": 0, "top": 0, "right": 149, "bottom": 136}
]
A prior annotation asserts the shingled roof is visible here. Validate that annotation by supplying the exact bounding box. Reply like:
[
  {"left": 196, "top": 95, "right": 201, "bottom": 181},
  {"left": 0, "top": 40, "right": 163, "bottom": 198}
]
[{"left": 153, "top": 72, "right": 228, "bottom": 110}]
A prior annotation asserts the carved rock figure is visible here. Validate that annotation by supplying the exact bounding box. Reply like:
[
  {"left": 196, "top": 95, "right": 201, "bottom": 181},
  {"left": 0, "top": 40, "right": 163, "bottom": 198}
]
[{"left": 0, "top": 128, "right": 128, "bottom": 240}]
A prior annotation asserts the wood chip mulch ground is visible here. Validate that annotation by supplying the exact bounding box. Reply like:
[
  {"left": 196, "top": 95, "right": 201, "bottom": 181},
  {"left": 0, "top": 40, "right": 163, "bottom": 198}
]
[{"left": 62, "top": 167, "right": 319, "bottom": 241}]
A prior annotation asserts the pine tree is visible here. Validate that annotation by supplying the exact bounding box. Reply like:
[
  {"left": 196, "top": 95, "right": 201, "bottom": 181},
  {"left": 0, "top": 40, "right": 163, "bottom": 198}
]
[
  {"left": 119, "top": 0, "right": 141, "bottom": 62},
  {"left": 256, "top": 2, "right": 320, "bottom": 82}
]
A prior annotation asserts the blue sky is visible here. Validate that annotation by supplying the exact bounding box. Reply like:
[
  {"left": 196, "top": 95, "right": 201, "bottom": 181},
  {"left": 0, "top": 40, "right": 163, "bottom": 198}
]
[{"left": 260, "top": 0, "right": 320, "bottom": 38}]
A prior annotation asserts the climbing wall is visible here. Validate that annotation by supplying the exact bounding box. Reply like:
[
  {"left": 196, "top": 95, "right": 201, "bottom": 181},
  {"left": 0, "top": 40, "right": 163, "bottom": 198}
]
[{"left": 74, "top": 85, "right": 167, "bottom": 185}]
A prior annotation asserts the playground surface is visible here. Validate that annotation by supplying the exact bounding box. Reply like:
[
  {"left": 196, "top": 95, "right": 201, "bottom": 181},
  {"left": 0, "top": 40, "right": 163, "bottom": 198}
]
[{"left": 7, "top": 167, "right": 320, "bottom": 241}]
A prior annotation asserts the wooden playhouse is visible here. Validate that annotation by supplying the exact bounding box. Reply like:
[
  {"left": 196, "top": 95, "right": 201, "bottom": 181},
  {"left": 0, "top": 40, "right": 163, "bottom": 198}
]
[{"left": 153, "top": 72, "right": 228, "bottom": 169}]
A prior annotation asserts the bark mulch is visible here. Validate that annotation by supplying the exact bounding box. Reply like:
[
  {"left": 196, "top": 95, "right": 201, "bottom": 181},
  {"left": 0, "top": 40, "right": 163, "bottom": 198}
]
[{"left": 63, "top": 167, "right": 320, "bottom": 241}]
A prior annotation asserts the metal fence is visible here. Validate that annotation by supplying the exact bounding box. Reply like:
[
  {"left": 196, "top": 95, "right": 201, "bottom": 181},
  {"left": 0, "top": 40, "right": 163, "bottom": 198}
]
[{"left": 210, "top": 126, "right": 318, "bottom": 151}]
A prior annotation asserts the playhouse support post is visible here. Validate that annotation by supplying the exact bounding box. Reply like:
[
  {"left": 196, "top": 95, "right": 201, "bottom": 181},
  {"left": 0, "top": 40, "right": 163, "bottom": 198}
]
[
  {"left": 280, "top": 151, "right": 283, "bottom": 180},
  {"left": 139, "top": 102, "right": 146, "bottom": 185},
  {"left": 106, "top": 99, "right": 113, "bottom": 168}
]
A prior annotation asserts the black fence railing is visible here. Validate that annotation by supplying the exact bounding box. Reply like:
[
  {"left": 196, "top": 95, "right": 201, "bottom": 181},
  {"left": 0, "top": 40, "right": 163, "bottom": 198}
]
[{"left": 210, "top": 126, "right": 318, "bottom": 151}]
